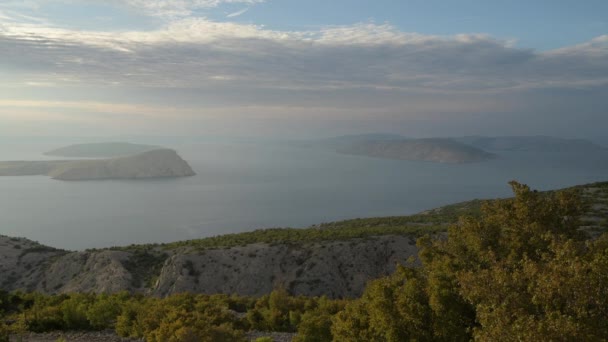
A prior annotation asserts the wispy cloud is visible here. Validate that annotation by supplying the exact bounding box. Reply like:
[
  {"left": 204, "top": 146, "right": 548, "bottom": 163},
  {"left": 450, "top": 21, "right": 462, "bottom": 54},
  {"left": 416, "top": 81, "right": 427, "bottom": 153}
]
[
  {"left": 0, "top": 0, "right": 265, "bottom": 21},
  {"left": 226, "top": 7, "right": 249, "bottom": 18},
  {"left": 120, "top": 0, "right": 264, "bottom": 18}
]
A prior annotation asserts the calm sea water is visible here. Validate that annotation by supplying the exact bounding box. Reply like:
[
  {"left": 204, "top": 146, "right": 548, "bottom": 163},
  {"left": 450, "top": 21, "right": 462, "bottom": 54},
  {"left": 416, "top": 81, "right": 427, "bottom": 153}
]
[{"left": 1, "top": 139, "right": 607, "bottom": 250}]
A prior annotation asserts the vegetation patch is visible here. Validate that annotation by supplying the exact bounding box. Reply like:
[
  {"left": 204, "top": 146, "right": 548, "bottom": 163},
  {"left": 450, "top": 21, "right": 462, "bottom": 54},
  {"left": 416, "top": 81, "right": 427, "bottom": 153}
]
[{"left": 121, "top": 249, "right": 169, "bottom": 288}]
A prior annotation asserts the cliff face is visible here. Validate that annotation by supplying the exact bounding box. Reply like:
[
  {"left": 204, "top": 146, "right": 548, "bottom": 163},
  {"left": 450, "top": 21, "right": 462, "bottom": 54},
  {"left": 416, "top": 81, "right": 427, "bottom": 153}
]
[
  {"left": 0, "top": 235, "right": 418, "bottom": 299},
  {"left": 154, "top": 236, "right": 418, "bottom": 298}
]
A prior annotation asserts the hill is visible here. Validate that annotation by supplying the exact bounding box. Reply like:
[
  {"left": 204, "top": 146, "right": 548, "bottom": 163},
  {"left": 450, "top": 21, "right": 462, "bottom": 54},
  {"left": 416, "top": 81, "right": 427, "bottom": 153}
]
[
  {"left": 0, "top": 149, "right": 195, "bottom": 181},
  {"left": 338, "top": 138, "right": 495, "bottom": 163},
  {"left": 44, "top": 142, "right": 159, "bottom": 158},
  {"left": 0, "top": 181, "right": 605, "bottom": 299}
]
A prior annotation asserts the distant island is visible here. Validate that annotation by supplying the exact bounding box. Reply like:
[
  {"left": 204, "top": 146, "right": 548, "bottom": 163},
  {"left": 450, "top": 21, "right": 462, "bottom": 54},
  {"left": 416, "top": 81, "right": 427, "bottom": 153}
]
[
  {"left": 310, "top": 134, "right": 607, "bottom": 163},
  {"left": 0, "top": 148, "right": 195, "bottom": 181},
  {"left": 338, "top": 138, "right": 495, "bottom": 163},
  {"left": 44, "top": 142, "right": 160, "bottom": 158},
  {"left": 452, "top": 135, "right": 607, "bottom": 152}
]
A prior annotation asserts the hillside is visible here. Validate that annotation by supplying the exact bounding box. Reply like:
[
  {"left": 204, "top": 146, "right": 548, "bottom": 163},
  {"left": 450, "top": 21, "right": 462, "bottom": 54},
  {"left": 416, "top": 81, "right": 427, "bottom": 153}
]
[
  {"left": 0, "top": 149, "right": 195, "bottom": 181},
  {"left": 44, "top": 142, "right": 159, "bottom": 158},
  {"left": 0, "top": 181, "right": 605, "bottom": 299},
  {"left": 338, "top": 138, "right": 495, "bottom": 163},
  {"left": 0, "top": 234, "right": 419, "bottom": 299}
]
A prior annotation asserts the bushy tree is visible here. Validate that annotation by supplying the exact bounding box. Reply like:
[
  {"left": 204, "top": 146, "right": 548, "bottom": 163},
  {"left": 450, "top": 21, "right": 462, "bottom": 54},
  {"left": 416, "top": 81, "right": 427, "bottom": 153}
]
[
  {"left": 332, "top": 266, "right": 438, "bottom": 342},
  {"left": 295, "top": 297, "right": 346, "bottom": 342},
  {"left": 86, "top": 293, "right": 124, "bottom": 330},
  {"left": 333, "top": 182, "right": 608, "bottom": 341}
]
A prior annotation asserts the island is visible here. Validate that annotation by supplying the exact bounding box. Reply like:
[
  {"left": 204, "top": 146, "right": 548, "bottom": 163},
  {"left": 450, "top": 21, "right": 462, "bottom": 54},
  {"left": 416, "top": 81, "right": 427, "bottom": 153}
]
[
  {"left": 452, "top": 136, "right": 607, "bottom": 152},
  {"left": 44, "top": 142, "right": 160, "bottom": 158},
  {"left": 0, "top": 149, "right": 196, "bottom": 181},
  {"left": 305, "top": 134, "right": 607, "bottom": 163},
  {"left": 337, "top": 138, "right": 495, "bottom": 163}
]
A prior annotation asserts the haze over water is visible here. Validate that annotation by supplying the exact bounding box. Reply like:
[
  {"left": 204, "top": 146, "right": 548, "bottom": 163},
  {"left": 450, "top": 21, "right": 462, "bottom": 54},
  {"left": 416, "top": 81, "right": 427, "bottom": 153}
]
[{"left": 1, "top": 138, "right": 607, "bottom": 250}]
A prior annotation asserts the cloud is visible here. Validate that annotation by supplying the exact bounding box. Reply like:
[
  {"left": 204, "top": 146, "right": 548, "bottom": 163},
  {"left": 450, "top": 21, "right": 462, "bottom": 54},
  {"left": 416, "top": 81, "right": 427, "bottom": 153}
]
[
  {"left": 0, "top": 0, "right": 266, "bottom": 26},
  {"left": 1, "top": 18, "right": 606, "bottom": 94},
  {"left": 0, "top": 0, "right": 266, "bottom": 19},
  {"left": 226, "top": 7, "right": 249, "bottom": 18},
  {"left": 119, "top": 0, "right": 264, "bottom": 18},
  {"left": 1, "top": 16, "right": 607, "bottom": 137}
]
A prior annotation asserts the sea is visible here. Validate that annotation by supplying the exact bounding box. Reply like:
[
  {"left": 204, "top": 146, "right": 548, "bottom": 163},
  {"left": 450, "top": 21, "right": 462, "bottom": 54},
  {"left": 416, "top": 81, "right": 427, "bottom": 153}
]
[{"left": 1, "top": 137, "right": 607, "bottom": 250}]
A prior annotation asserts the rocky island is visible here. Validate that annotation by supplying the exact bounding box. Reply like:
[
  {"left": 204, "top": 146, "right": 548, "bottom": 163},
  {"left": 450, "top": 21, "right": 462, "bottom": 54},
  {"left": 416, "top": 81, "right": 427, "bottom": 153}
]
[
  {"left": 338, "top": 138, "right": 495, "bottom": 163},
  {"left": 309, "top": 134, "right": 607, "bottom": 164},
  {"left": 452, "top": 135, "right": 607, "bottom": 152},
  {"left": 0, "top": 148, "right": 195, "bottom": 181}
]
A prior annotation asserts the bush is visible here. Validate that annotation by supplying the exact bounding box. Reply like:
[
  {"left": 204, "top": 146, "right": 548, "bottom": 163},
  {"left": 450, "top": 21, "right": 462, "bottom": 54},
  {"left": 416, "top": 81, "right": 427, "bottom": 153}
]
[{"left": 255, "top": 337, "right": 273, "bottom": 342}]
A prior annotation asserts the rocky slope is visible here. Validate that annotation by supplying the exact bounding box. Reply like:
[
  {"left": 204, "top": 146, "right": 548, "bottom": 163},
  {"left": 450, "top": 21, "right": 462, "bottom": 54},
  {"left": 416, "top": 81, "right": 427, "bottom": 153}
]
[
  {"left": 338, "top": 138, "right": 495, "bottom": 163},
  {"left": 0, "top": 149, "right": 195, "bottom": 181},
  {"left": 0, "top": 235, "right": 418, "bottom": 299}
]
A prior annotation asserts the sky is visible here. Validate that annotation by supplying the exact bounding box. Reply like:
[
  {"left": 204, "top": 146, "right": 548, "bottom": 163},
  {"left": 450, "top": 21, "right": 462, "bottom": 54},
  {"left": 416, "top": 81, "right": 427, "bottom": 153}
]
[{"left": 0, "top": 0, "right": 607, "bottom": 139}]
